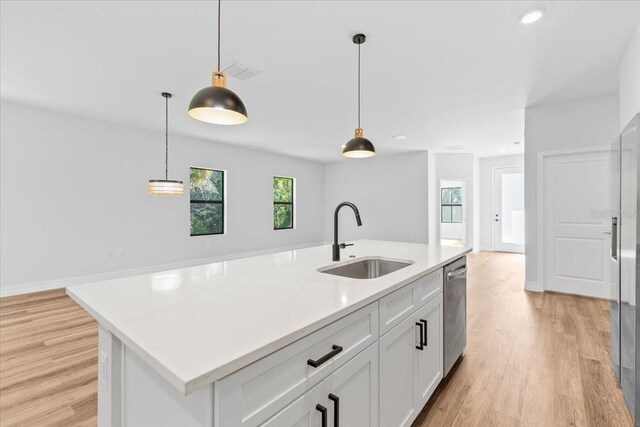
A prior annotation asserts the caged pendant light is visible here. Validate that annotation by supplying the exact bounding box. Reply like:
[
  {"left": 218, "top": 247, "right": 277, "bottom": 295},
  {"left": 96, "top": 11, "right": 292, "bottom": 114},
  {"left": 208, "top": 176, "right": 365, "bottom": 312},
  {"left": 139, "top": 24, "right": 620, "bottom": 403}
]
[
  {"left": 343, "top": 33, "right": 376, "bottom": 158},
  {"left": 148, "top": 93, "right": 184, "bottom": 196},
  {"left": 188, "top": 0, "right": 248, "bottom": 125}
]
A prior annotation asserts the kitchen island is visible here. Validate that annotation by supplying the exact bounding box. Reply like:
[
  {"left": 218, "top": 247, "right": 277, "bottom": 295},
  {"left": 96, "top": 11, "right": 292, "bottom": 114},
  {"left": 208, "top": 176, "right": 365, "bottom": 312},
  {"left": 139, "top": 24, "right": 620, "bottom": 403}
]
[{"left": 67, "top": 240, "right": 470, "bottom": 426}]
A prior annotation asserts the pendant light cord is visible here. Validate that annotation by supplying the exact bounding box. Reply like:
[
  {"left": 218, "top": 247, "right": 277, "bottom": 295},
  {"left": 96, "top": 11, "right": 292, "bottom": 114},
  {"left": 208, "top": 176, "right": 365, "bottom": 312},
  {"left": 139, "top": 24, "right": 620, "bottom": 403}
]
[
  {"left": 357, "top": 42, "right": 361, "bottom": 129},
  {"left": 217, "top": 0, "right": 221, "bottom": 71},
  {"left": 165, "top": 94, "right": 169, "bottom": 180}
]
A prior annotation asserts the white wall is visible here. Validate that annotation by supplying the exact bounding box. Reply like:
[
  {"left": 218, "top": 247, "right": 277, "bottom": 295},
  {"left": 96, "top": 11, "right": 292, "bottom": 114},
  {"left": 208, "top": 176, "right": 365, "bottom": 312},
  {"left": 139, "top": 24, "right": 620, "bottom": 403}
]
[
  {"left": 432, "top": 153, "right": 475, "bottom": 247},
  {"left": 0, "top": 101, "right": 325, "bottom": 295},
  {"left": 524, "top": 94, "right": 619, "bottom": 290},
  {"left": 477, "top": 154, "right": 524, "bottom": 251},
  {"left": 620, "top": 21, "right": 640, "bottom": 129},
  {"left": 323, "top": 152, "right": 429, "bottom": 244}
]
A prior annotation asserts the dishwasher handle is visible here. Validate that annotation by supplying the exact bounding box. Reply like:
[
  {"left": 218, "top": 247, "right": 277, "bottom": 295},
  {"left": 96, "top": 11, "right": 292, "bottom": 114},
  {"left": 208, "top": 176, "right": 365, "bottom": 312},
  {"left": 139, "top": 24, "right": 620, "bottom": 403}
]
[{"left": 446, "top": 266, "right": 467, "bottom": 279}]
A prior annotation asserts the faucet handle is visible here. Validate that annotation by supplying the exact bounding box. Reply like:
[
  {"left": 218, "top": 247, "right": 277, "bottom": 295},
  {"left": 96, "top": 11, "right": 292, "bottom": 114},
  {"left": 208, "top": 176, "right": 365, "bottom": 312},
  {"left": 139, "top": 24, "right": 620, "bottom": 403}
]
[{"left": 340, "top": 243, "right": 354, "bottom": 249}]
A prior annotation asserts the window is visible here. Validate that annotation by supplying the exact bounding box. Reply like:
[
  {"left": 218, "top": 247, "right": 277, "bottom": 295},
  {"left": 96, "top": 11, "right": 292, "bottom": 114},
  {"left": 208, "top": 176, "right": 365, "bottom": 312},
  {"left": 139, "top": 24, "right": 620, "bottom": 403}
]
[
  {"left": 273, "top": 176, "right": 294, "bottom": 230},
  {"left": 190, "top": 167, "right": 224, "bottom": 236},
  {"left": 441, "top": 187, "right": 462, "bottom": 223}
]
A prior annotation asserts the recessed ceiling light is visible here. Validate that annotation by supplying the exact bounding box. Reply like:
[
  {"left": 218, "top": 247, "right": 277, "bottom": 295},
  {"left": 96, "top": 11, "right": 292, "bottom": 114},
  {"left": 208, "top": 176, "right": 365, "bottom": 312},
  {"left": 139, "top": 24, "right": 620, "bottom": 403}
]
[
  {"left": 499, "top": 148, "right": 507, "bottom": 152},
  {"left": 520, "top": 9, "right": 543, "bottom": 24},
  {"left": 393, "top": 135, "right": 407, "bottom": 141}
]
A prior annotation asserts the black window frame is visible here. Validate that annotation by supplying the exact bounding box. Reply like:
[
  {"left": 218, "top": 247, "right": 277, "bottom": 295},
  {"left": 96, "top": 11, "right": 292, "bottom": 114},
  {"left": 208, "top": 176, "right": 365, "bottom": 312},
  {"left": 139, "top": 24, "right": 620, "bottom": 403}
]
[
  {"left": 273, "top": 176, "right": 294, "bottom": 230},
  {"left": 441, "top": 187, "right": 463, "bottom": 224},
  {"left": 190, "top": 167, "right": 225, "bottom": 236}
]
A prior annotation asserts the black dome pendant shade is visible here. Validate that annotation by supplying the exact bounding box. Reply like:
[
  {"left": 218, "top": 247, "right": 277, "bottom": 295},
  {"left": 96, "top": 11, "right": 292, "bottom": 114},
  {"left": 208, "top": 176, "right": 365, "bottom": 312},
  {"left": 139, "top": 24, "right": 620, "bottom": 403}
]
[
  {"left": 188, "top": 0, "right": 248, "bottom": 125},
  {"left": 343, "top": 33, "right": 375, "bottom": 158},
  {"left": 189, "top": 72, "right": 248, "bottom": 125},
  {"left": 343, "top": 128, "right": 376, "bottom": 158}
]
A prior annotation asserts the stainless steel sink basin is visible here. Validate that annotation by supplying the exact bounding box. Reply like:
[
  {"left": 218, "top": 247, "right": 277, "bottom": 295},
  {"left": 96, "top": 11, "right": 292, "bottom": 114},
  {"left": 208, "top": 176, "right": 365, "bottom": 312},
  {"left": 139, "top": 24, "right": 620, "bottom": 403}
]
[{"left": 318, "top": 257, "right": 414, "bottom": 279}]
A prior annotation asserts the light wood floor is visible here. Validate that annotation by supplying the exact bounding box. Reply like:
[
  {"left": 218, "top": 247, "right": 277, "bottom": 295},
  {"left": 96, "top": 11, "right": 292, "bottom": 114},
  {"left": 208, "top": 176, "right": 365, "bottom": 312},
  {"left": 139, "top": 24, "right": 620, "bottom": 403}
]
[
  {"left": 415, "top": 251, "right": 633, "bottom": 427},
  {"left": 0, "top": 252, "right": 633, "bottom": 426},
  {"left": 0, "top": 289, "right": 97, "bottom": 426}
]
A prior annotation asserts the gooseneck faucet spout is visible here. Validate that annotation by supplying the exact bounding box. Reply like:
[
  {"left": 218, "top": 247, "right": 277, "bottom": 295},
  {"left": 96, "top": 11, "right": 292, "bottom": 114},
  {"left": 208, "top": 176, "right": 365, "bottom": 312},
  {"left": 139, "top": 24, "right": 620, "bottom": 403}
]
[{"left": 333, "top": 202, "right": 362, "bottom": 261}]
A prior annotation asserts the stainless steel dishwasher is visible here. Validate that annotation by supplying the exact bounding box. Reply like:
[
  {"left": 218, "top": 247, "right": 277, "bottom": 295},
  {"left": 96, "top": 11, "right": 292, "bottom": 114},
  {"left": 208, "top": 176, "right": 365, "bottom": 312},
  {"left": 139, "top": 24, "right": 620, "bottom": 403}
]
[{"left": 443, "top": 256, "right": 467, "bottom": 376}]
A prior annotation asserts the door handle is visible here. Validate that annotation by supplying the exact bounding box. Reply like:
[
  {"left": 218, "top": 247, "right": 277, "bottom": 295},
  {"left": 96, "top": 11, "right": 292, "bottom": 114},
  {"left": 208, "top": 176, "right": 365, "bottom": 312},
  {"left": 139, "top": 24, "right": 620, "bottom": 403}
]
[
  {"left": 307, "top": 345, "right": 343, "bottom": 368},
  {"left": 611, "top": 217, "right": 618, "bottom": 261},
  {"left": 316, "top": 404, "right": 327, "bottom": 427},
  {"left": 416, "top": 322, "right": 424, "bottom": 350},
  {"left": 420, "top": 319, "right": 428, "bottom": 347},
  {"left": 328, "top": 394, "right": 339, "bottom": 427},
  {"left": 447, "top": 267, "right": 467, "bottom": 279}
]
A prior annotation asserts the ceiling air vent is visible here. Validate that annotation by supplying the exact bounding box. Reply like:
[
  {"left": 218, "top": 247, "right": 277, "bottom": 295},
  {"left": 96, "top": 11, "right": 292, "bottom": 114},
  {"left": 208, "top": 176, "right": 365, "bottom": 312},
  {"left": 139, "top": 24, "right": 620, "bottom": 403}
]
[
  {"left": 444, "top": 145, "right": 465, "bottom": 151},
  {"left": 222, "top": 62, "right": 260, "bottom": 81}
]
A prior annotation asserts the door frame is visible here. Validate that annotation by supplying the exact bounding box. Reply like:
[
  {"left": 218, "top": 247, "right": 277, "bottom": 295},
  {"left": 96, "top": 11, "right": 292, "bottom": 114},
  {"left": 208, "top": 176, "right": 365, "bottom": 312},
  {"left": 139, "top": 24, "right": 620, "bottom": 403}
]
[
  {"left": 436, "top": 178, "right": 469, "bottom": 245},
  {"left": 491, "top": 165, "right": 525, "bottom": 253},
  {"left": 536, "top": 145, "right": 611, "bottom": 293}
]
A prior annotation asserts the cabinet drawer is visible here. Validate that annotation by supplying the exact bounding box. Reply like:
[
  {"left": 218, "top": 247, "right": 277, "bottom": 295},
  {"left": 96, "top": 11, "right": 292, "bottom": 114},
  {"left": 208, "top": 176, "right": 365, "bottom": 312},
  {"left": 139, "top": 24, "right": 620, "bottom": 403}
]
[
  {"left": 379, "top": 269, "right": 443, "bottom": 336},
  {"left": 413, "top": 269, "right": 443, "bottom": 307},
  {"left": 215, "top": 303, "right": 379, "bottom": 427}
]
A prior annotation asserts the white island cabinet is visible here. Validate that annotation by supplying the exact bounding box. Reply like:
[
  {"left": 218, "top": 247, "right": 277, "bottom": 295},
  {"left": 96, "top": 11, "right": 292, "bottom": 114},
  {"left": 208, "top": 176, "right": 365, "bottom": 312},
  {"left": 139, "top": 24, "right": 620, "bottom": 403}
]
[{"left": 67, "top": 240, "right": 469, "bottom": 427}]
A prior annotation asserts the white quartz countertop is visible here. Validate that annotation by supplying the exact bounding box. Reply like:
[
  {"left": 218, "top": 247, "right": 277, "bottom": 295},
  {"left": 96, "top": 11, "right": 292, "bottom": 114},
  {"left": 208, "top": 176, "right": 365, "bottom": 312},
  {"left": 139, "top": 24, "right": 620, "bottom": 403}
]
[{"left": 67, "top": 240, "right": 470, "bottom": 395}]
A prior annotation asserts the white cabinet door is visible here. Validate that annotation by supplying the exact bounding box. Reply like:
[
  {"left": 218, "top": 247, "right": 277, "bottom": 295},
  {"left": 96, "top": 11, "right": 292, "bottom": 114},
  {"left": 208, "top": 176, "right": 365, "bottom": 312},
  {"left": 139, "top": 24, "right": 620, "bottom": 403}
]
[
  {"left": 414, "top": 294, "right": 443, "bottom": 409},
  {"left": 323, "top": 343, "right": 378, "bottom": 427},
  {"left": 260, "top": 383, "right": 325, "bottom": 427},
  {"left": 379, "top": 315, "right": 419, "bottom": 427}
]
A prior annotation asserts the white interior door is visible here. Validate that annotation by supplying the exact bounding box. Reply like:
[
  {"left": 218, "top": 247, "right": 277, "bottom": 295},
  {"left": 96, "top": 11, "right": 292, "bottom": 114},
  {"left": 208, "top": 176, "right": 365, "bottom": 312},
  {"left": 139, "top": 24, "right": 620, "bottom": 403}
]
[
  {"left": 542, "top": 149, "right": 610, "bottom": 298},
  {"left": 493, "top": 166, "right": 525, "bottom": 253}
]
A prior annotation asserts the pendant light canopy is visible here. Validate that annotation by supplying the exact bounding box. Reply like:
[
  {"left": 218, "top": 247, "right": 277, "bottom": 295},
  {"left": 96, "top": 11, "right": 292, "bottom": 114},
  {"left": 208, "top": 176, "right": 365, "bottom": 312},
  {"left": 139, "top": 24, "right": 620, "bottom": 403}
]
[
  {"left": 343, "top": 33, "right": 376, "bottom": 158},
  {"left": 188, "top": 0, "right": 248, "bottom": 125},
  {"left": 149, "top": 93, "right": 184, "bottom": 196}
]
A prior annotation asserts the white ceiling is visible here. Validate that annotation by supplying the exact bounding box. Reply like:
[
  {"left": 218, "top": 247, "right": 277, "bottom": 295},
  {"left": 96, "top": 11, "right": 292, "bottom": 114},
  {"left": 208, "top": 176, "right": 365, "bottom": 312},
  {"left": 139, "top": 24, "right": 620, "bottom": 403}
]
[{"left": 2, "top": 1, "right": 639, "bottom": 162}]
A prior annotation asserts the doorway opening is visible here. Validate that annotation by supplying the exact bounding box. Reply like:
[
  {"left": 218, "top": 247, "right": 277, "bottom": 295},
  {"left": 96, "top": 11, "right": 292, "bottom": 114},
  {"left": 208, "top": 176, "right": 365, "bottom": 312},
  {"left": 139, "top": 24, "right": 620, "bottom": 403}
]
[{"left": 439, "top": 180, "right": 467, "bottom": 247}]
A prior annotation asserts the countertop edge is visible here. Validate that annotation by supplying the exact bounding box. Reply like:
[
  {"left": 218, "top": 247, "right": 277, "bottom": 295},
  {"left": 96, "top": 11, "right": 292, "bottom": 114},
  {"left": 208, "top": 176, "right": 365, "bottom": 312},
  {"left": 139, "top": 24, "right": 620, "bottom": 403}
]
[{"left": 69, "top": 247, "right": 471, "bottom": 395}]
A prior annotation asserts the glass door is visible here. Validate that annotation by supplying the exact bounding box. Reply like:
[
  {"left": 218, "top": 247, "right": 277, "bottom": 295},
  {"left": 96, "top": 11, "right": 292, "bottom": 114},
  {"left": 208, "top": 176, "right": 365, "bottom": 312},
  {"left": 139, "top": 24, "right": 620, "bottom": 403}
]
[{"left": 492, "top": 166, "right": 525, "bottom": 253}]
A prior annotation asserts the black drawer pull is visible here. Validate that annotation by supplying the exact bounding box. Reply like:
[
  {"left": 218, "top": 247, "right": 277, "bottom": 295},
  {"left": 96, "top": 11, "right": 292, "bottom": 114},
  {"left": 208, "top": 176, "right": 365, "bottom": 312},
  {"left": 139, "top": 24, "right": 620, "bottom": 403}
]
[
  {"left": 316, "top": 404, "right": 327, "bottom": 427},
  {"left": 308, "top": 345, "right": 343, "bottom": 368},
  {"left": 416, "top": 322, "right": 424, "bottom": 350},
  {"left": 420, "top": 319, "right": 428, "bottom": 346},
  {"left": 329, "top": 393, "right": 340, "bottom": 427}
]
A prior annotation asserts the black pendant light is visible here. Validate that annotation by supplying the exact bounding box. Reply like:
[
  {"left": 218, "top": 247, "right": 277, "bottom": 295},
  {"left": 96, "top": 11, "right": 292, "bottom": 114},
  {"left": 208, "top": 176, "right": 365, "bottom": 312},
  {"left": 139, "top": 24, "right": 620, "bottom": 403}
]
[
  {"left": 149, "top": 93, "right": 184, "bottom": 196},
  {"left": 343, "top": 33, "right": 376, "bottom": 158},
  {"left": 188, "top": 0, "right": 248, "bottom": 125}
]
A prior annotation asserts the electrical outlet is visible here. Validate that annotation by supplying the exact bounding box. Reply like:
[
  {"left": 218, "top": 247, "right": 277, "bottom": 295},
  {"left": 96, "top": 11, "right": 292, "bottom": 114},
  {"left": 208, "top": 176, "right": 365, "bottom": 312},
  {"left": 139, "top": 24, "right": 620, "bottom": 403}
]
[
  {"left": 105, "top": 250, "right": 112, "bottom": 258},
  {"left": 116, "top": 249, "right": 124, "bottom": 257}
]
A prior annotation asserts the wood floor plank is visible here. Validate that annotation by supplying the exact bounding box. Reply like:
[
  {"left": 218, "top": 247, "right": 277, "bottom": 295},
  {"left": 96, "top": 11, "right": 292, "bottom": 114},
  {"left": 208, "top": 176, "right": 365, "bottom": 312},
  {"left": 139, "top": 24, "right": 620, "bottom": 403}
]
[
  {"left": 0, "top": 253, "right": 633, "bottom": 426},
  {"left": 414, "top": 252, "right": 633, "bottom": 427}
]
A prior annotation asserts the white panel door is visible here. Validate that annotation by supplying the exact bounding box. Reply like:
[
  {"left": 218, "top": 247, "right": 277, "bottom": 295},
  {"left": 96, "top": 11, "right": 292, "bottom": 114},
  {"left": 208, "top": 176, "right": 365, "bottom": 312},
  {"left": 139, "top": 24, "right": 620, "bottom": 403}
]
[
  {"left": 322, "top": 343, "right": 378, "bottom": 427},
  {"left": 379, "top": 315, "right": 419, "bottom": 427},
  {"left": 542, "top": 150, "right": 610, "bottom": 298},
  {"left": 493, "top": 166, "right": 525, "bottom": 253},
  {"left": 260, "top": 382, "right": 325, "bottom": 427},
  {"left": 413, "top": 294, "right": 443, "bottom": 410}
]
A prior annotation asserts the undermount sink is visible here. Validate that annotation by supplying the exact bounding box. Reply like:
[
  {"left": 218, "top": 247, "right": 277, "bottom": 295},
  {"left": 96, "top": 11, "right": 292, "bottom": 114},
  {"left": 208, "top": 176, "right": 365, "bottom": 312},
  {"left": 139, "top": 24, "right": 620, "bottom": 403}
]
[{"left": 318, "top": 257, "right": 414, "bottom": 279}]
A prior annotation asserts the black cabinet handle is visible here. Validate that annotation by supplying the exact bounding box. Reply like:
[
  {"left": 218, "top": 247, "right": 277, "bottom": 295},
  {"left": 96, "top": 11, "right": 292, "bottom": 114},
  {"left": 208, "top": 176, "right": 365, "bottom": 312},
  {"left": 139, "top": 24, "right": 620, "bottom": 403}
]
[
  {"left": 420, "top": 319, "right": 428, "bottom": 347},
  {"left": 329, "top": 393, "right": 340, "bottom": 427},
  {"left": 308, "top": 345, "right": 343, "bottom": 368},
  {"left": 415, "top": 322, "right": 424, "bottom": 350},
  {"left": 316, "top": 404, "right": 327, "bottom": 427}
]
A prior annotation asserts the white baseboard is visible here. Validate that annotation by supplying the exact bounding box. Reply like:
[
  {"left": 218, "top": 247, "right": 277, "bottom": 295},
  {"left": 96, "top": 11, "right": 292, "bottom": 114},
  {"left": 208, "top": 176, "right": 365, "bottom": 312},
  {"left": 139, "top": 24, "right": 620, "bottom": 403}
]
[
  {"left": 524, "top": 281, "right": 544, "bottom": 292},
  {"left": 0, "top": 241, "right": 325, "bottom": 298}
]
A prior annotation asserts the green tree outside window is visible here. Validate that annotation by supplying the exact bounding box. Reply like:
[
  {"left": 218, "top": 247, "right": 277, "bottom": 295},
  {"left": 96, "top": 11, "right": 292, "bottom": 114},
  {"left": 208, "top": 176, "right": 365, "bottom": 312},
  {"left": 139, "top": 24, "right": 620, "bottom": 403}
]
[
  {"left": 273, "top": 177, "right": 294, "bottom": 230},
  {"left": 190, "top": 168, "right": 224, "bottom": 235}
]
